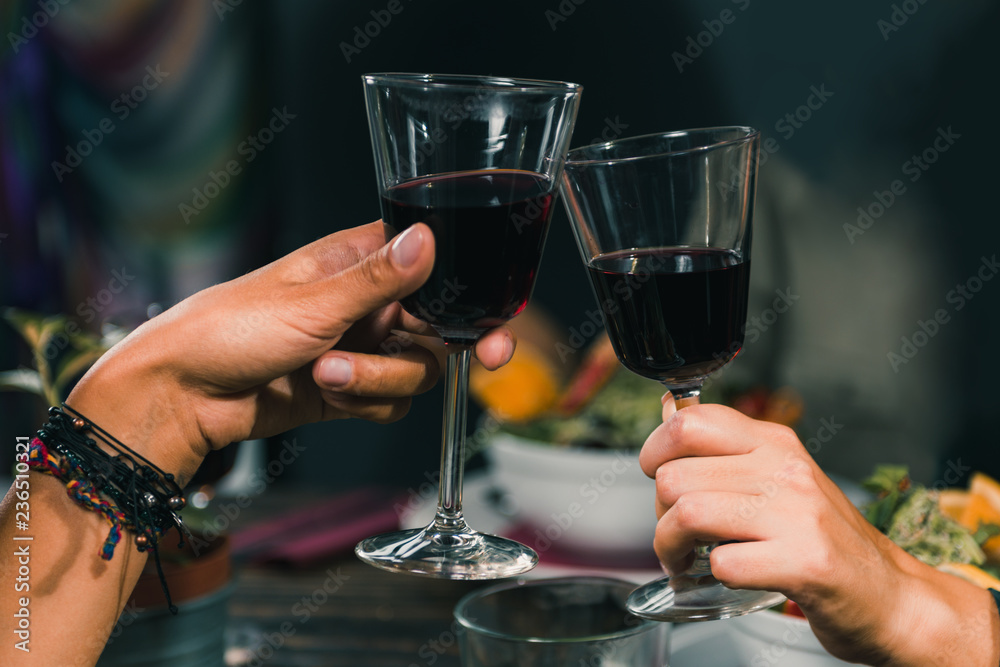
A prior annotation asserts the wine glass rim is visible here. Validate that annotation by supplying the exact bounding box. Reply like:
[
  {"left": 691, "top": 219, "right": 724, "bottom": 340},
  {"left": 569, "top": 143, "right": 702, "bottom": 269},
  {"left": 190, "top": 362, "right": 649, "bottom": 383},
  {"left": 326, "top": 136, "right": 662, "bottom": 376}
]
[
  {"left": 362, "top": 72, "right": 582, "bottom": 93},
  {"left": 453, "top": 576, "right": 659, "bottom": 643},
  {"left": 565, "top": 126, "right": 760, "bottom": 165}
]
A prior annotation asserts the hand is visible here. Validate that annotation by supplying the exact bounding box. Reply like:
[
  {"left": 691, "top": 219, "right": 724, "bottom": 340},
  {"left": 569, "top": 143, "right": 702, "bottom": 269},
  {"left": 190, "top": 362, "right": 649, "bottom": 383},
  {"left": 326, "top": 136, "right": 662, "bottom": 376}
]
[
  {"left": 639, "top": 394, "right": 999, "bottom": 666},
  {"left": 2, "top": 220, "right": 518, "bottom": 667},
  {"left": 67, "top": 221, "right": 515, "bottom": 482}
]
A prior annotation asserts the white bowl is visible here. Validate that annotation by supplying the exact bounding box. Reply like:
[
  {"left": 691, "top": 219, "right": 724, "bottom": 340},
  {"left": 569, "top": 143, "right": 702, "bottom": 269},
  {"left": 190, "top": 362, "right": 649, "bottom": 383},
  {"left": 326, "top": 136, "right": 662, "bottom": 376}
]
[
  {"left": 726, "top": 609, "right": 853, "bottom": 666},
  {"left": 485, "top": 432, "right": 656, "bottom": 556}
]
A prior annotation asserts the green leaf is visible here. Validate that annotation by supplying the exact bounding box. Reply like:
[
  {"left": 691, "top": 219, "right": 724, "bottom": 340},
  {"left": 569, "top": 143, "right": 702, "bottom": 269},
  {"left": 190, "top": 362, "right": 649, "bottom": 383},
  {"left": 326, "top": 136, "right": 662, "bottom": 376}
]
[
  {"left": 862, "top": 464, "right": 910, "bottom": 495},
  {"left": 35, "top": 314, "right": 69, "bottom": 356},
  {"left": 973, "top": 523, "right": 1000, "bottom": 547},
  {"left": 3, "top": 308, "right": 45, "bottom": 348},
  {"left": 0, "top": 369, "right": 44, "bottom": 395},
  {"left": 865, "top": 489, "right": 902, "bottom": 532}
]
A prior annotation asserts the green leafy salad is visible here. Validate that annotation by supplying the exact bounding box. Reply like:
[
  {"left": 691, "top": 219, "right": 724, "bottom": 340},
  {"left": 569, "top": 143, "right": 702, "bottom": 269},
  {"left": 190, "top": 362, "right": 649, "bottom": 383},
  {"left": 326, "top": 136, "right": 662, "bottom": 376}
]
[
  {"left": 500, "top": 370, "right": 665, "bottom": 450},
  {"left": 863, "top": 465, "right": 999, "bottom": 570}
]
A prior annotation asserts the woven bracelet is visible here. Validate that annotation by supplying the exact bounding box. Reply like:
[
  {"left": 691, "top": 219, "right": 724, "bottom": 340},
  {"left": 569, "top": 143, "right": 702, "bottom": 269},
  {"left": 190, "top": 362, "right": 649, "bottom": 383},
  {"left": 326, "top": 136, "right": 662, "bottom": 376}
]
[{"left": 27, "top": 404, "right": 189, "bottom": 613}]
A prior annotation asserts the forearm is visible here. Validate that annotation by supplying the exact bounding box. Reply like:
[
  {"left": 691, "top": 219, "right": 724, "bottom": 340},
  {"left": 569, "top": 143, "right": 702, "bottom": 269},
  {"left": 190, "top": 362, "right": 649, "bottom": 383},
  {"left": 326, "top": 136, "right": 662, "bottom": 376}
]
[
  {"left": 0, "top": 348, "right": 206, "bottom": 666},
  {"left": 0, "top": 473, "right": 150, "bottom": 665},
  {"left": 881, "top": 553, "right": 1000, "bottom": 667}
]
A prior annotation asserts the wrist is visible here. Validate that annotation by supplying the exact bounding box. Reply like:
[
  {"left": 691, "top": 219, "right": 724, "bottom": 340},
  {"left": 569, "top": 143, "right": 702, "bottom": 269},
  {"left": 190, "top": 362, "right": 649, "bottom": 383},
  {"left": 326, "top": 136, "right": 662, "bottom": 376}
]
[
  {"left": 65, "top": 335, "right": 208, "bottom": 487},
  {"left": 881, "top": 549, "right": 999, "bottom": 666}
]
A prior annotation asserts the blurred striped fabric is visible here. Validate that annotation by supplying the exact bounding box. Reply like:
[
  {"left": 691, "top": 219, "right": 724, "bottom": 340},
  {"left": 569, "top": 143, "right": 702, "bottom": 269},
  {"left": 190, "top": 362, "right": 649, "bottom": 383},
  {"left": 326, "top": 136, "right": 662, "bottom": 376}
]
[{"left": 1, "top": 0, "right": 269, "bottom": 317}]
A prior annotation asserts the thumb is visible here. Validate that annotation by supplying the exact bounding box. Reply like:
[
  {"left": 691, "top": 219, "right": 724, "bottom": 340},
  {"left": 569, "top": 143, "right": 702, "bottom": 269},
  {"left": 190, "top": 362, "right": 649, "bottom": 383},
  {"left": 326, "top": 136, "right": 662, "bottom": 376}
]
[{"left": 305, "top": 224, "right": 435, "bottom": 334}]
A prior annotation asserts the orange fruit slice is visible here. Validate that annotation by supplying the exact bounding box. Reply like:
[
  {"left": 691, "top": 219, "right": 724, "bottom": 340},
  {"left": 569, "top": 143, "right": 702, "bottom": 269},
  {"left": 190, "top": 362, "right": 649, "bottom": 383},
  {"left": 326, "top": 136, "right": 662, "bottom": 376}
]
[
  {"left": 937, "top": 562, "right": 1000, "bottom": 590},
  {"left": 469, "top": 343, "right": 560, "bottom": 423},
  {"left": 939, "top": 489, "right": 970, "bottom": 523},
  {"left": 959, "top": 473, "right": 1000, "bottom": 559}
]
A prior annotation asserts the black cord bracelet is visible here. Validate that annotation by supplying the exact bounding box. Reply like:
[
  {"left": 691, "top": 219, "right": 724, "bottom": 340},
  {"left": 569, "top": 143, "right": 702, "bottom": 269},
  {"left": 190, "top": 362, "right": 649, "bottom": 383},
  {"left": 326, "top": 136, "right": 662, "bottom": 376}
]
[{"left": 27, "top": 404, "right": 190, "bottom": 614}]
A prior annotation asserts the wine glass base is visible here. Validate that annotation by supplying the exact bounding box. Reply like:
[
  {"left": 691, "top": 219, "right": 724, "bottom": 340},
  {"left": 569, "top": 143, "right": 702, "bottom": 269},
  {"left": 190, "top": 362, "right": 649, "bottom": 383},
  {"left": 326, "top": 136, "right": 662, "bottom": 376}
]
[
  {"left": 355, "top": 525, "right": 538, "bottom": 580},
  {"left": 627, "top": 574, "right": 786, "bottom": 622}
]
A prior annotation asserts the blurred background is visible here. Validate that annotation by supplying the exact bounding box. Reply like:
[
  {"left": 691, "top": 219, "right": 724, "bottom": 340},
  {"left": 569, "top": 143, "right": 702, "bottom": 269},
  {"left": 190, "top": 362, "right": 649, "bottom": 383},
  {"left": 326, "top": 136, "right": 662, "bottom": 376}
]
[{"left": 1, "top": 0, "right": 997, "bottom": 492}]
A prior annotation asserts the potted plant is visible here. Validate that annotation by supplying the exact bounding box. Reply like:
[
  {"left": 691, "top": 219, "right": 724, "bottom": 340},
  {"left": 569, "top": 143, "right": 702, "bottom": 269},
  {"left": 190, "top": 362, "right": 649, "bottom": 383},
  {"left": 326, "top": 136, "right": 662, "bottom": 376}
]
[{"left": 1, "top": 308, "right": 234, "bottom": 667}]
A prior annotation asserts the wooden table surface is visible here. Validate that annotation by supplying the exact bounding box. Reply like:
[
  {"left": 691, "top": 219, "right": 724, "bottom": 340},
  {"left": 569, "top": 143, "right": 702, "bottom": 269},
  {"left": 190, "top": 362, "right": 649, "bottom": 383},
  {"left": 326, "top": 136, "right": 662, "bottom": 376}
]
[
  {"left": 225, "top": 488, "right": 494, "bottom": 667},
  {"left": 229, "top": 558, "right": 488, "bottom": 667}
]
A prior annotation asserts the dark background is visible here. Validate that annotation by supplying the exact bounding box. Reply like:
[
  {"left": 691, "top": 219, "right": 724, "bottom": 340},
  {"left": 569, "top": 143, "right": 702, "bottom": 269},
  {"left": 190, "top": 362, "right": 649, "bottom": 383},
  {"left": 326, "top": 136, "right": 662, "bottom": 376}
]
[{"left": 1, "top": 0, "right": 997, "bottom": 492}]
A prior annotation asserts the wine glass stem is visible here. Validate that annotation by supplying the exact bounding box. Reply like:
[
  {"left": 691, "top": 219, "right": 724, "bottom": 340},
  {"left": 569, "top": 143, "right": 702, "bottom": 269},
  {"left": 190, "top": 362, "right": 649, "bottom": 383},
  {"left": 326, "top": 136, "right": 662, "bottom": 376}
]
[
  {"left": 435, "top": 345, "right": 473, "bottom": 531},
  {"left": 671, "top": 385, "right": 702, "bottom": 410},
  {"left": 669, "top": 384, "right": 713, "bottom": 572}
]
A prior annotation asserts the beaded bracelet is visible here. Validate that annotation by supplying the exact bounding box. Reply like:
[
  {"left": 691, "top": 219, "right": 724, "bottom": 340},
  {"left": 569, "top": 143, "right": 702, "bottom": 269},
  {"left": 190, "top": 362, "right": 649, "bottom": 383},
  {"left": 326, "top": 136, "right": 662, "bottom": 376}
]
[{"left": 27, "top": 404, "right": 189, "bottom": 613}]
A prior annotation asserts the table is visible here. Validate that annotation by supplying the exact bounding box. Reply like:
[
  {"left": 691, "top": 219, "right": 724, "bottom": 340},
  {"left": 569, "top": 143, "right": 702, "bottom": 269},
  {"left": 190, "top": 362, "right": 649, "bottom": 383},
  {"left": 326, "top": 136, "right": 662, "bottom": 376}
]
[
  {"left": 225, "top": 488, "right": 491, "bottom": 667},
  {"left": 228, "top": 557, "right": 485, "bottom": 667},
  {"left": 221, "top": 484, "right": 753, "bottom": 667}
]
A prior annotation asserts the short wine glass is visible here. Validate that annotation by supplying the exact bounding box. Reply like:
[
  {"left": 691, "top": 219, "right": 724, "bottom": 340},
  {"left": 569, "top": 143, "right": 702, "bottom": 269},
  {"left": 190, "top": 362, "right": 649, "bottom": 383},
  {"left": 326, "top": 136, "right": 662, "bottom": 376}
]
[
  {"left": 560, "top": 127, "right": 787, "bottom": 620},
  {"left": 355, "top": 73, "right": 582, "bottom": 579}
]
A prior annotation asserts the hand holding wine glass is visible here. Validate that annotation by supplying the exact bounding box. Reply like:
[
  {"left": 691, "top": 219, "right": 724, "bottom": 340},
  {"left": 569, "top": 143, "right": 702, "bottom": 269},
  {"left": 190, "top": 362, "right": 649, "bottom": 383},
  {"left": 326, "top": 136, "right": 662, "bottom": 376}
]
[
  {"left": 642, "top": 394, "right": 1000, "bottom": 666},
  {"left": 561, "top": 127, "right": 786, "bottom": 620},
  {"left": 355, "top": 73, "right": 581, "bottom": 579}
]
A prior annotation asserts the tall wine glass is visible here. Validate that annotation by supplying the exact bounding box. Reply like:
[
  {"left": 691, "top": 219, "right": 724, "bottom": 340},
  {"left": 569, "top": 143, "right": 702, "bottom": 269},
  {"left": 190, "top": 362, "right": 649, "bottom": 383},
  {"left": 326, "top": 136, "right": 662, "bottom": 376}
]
[
  {"left": 560, "top": 127, "right": 786, "bottom": 620},
  {"left": 355, "top": 73, "right": 582, "bottom": 579}
]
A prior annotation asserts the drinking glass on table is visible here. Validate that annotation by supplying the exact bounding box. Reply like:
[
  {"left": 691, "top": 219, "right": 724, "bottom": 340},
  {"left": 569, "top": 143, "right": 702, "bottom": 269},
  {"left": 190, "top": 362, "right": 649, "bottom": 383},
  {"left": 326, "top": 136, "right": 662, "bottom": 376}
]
[
  {"left": 560, "top": 127, "right": 787, "bottom": 620},
  {"left": 355, "top": 73, "right": 582, "bottom": 579}
]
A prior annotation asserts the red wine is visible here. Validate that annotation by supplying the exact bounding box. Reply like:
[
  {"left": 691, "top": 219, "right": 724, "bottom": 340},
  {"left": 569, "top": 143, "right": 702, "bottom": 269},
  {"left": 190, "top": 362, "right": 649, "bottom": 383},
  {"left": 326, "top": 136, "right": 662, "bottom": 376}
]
[
  {"left": 586, "top": 248, "right": 750, "bottom": 385},
  {"left": 382, "top": 170, "right": 554, "bottom": 335}
]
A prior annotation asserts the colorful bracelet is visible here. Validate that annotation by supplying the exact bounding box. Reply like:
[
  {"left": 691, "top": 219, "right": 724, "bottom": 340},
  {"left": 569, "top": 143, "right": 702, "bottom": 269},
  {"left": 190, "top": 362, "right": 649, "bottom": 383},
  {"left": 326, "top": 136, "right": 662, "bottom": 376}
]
[{"left": 28, "top": 404, "right": 189, "bottom": 613}]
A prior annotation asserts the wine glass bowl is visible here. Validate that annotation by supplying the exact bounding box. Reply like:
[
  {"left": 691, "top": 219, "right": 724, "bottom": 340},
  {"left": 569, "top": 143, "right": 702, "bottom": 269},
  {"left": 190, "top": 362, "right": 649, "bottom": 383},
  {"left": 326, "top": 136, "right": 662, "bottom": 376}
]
[
  {"left": 561, "top": 127, "right": 786, "bottom": 619},
  {"left": 355, "top": 73, "right": 582, "bottom": 579},
  {"left": 561, "top": 127, "right": 758, "bottom": 399}
]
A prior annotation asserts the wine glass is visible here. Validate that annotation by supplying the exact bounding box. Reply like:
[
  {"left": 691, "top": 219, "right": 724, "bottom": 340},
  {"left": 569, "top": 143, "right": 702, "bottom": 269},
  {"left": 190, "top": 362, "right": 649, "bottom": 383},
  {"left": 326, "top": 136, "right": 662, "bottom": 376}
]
[
  {"left": 560, "top": 127, "right": 787, "bottom": 620},
  {"left": 355, "top": 73, "right": 582, "bottom": 579}
]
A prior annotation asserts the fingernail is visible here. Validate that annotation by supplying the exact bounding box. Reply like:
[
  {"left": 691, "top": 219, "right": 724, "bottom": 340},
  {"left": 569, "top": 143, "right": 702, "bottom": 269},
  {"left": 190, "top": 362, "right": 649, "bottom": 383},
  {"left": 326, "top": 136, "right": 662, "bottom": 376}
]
[
  {"left": 320, "top": 357, "right": 352, "bottom": 386},
  {"left": 661, "top": 392, "right": 672, "bottom": 405},
  {"left": 502, "top": 333, "right": 514, "bottom": 365},
  {"left": 391, "top": 226, "right": 423, "bottom": 268}
]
